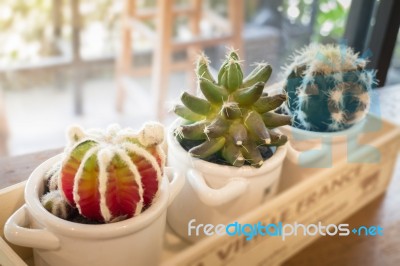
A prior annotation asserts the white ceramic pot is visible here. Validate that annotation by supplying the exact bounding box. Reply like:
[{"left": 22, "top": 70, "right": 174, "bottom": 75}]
[
  {"left": 279, "top": 119, "right": 366, "bottom": 189},
  {"left": 166, "top": 119, "right": 287, "bottom": 243},
  {"left": 4, "top": 154, "right": 184, "bottom": 266}
]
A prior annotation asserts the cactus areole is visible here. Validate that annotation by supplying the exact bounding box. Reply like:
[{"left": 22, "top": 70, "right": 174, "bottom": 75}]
[
  {"left": 58, "top": 123, "right": 165, "bottom": 223},
  {"left": 173, "top": 49, "right": 291, "bottom": 168},
  {"left": 282, "top": 43, "right": 377, "bottom": 132}
]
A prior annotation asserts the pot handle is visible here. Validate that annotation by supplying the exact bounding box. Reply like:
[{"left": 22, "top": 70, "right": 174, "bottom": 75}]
[
  {"left": 286, "top": 141, "right": 329, "bottom": 166},
  {"left": 165, "top": 167, "right": 185, "bottom": 206},
  {"left": 187, "top": 169, "right": 248, "bottom": 207},
  {"left": 4, "top": 205, "right": 60, "bottom": 250}
]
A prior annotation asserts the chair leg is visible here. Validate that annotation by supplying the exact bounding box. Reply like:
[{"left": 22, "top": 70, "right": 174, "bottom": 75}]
[
  {"left": 116, "top": 0, "right": 135, "bottom": 113},
  {"left": 187, "top": 0, "right": 203, "bottom": 95},
  {"left": 228, "top": 0, "right": 244, "bottom": 59},
  {"left": 152, "top": 0, "right": 173, "bottom": 121}
]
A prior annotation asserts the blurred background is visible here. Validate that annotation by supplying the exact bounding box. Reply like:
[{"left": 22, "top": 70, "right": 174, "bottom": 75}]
[{"left": 0, "top": 0, "right": 399, "bottom": 157}]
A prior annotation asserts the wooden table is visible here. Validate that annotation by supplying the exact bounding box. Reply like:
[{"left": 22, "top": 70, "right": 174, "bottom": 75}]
[
  {"left": 1, "top": 86, "right": 399, "bottom": 265},
  {"left": 0, "top": 148, "right": 399, "bottom": 266},
  {"left": 0, "top": 148, "right": 62, "bottom": 189}
]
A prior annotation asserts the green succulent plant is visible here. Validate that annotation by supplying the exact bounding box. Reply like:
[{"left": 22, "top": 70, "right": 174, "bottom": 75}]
[{"left": 173, "top": 49, "right": 291, "bottom": 168}]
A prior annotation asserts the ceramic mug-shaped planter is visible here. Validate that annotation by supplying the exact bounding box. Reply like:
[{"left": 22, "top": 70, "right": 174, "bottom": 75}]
[
  {"left": 4, "top": 154, "right": 184, "bottom": 266},
  {"left": 278, "top": 118, "right": 367, "bottom": 189},
  {"left": 166, "top": 119, "right": 287, "bottom": 243}
]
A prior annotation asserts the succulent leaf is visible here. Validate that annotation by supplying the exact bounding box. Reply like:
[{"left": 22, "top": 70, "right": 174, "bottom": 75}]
[
  {"left": 197, "top": 54, "right": 216, "bottom": 83},
  {"left": 222, "top": 141, "right": 245, "bottom": 167},
  {"left": 242, "top": 63, "right": 272, "bottom": 88},
  {"left": 222, "top": 102, "right": 242, "bottom": 119},
  {"left": 204, "top": 116, "right": 230, "bottom": 138},
  {"left": 267, "top": 130, "right": 288, "bottom": 146},
  {"left": 254, "top": 94, "right": 287, "bottom": 113},
  {"left": 262, "top": 112, "right": 292, "bottom": 128},
  {"left": 217, "top": 60, "right": 229, "bottom": 85},
  {"left": 233, "top": 82, "right": 264, "bottom": 106},
  {"left": 227, "top": 50, "right": 240, "bottom": 61},
  {"left": 181, "top": 92, "right": 212, "bottom": 116},
  {"left": 173, "top": 104, "right": 205, "bottom": 122},
  {"left": 199, "top": 77, "right": 228, "bottom": 104},
  {"left": 245, "top": 111, "right": 271, "bottom": 144},
  {"left": 178, "top": 121, "right": 208, "bottom": 140},
  {"left": 226, "top": 60, "right": 243, "bottom": 92},
  {"left": 241, "top": 142, "right": 263, "bottom": 167},
  {"left": 189, "top": 137, "right": 226, "bottom": 158},
  {"left": 229, "top": 122, "right": 248, "bottom": 146}
]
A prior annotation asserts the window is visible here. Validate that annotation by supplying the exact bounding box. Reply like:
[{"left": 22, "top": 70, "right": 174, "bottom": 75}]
[
  {"left": 237, "top": 0, "right": 353, "bottom": 83},
  {"left": 0, "top": 0, "right": 399, "bottom": 157},
  {"left": 386, "top": 29, "right": 400, "bottom": 85}
]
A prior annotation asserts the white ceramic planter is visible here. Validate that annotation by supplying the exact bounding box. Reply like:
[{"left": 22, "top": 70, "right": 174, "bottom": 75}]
[
  {"left": 4, "top": 154, "right": 184, "bottom": 266},
  {"left": 166, "top": 119, "right": 287, "bottom": 243},
  {"left": 279, "top": 119, "right": 366, "bottom": 189}
]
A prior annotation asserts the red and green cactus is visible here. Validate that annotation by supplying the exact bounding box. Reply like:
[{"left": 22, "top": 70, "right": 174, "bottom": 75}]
[
  {"left": 173, "top": 49, "right": 291, "bottom": 167},
  {"left": 41, "top": 123, "right": 165, "bottom": 223}
]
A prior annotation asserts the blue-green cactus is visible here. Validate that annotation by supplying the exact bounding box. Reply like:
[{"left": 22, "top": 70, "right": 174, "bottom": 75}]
[{"left": 282, "top": 44, "right": 376, "bottom": 132}]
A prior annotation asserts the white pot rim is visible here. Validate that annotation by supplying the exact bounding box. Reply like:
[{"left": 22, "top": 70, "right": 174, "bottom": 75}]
[
  {"left": 25, "top": 154, "right": 169, "bottom": 239},
  {"left": 281, "top": 118, "right": 367, "bottom": 140},
  {"left": 168, "top": 119, "right": 287, "bottom": 177}
]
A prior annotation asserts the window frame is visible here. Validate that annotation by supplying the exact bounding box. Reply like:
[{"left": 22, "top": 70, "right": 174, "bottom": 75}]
[{"left": 345, "top": 0, "right": 400, "bottom": 87}]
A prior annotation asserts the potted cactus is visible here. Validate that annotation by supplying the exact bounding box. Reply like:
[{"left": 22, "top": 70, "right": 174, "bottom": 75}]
[
  {"left": 167, "top": 49, "right": 291, "bottom": 242},
  {"left": 278, "top": 43, "right": 376, "bottom": 181},
  {"left": 5, "top": 123, "right": 184, "bottom": 266},
  {"left": 282, "top": 43, "right": 375, "bottom": 132}
]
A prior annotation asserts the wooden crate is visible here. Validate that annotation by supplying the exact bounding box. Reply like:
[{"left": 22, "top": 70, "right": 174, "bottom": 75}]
[{"left": 1, "top": 115, "right": 399, "bottom": 266}]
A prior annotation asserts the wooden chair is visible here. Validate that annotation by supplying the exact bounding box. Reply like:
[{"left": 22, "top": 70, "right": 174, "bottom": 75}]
[{"left": 116, "top": 0, "right": 244, "bottom": 120}]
